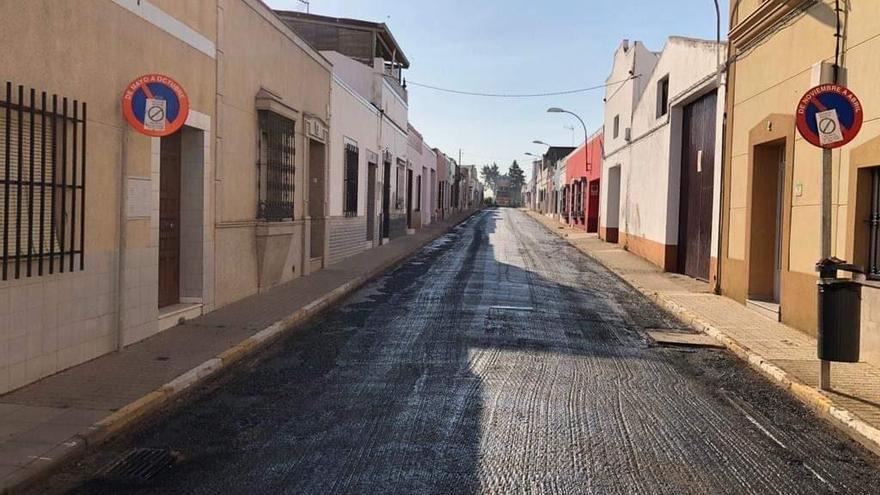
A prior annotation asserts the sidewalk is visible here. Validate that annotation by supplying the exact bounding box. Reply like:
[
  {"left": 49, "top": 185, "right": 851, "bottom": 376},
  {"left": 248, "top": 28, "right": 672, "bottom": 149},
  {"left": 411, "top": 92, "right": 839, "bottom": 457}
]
[
  {"left": 0, "top": 210, "right": 479, "bottom": 494},
  {"left": 526, "top": 210, "right": 880, "bottom": 455}
]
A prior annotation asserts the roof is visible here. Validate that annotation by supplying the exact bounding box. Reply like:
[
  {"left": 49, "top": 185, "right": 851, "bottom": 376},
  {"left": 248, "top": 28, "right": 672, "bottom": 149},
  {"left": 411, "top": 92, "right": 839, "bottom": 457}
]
[
  {"left": 544, "top": 146, "right": 576, "bottom": 164},
  {"left": 273, "top": 11, "right": 410, "bottom": 68}
]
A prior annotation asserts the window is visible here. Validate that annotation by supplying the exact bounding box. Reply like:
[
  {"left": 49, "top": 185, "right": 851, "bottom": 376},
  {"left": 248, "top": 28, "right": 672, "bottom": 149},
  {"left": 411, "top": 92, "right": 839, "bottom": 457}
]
[
  {"left": 868, "top": 167, "right": 880, "bottom": 278},
  {"left": 257, "top": 110, "right": 295, "bottom": 221},
  {"left": 656, "top": 75, "right": 669, "bottom": 118},
  {"left": 343, "top": 141, "right": 358, "bottom": 217},
  {"left": 1, "top": 81, "right": 86, "bottom": 280},
  {"left": 613, "top": 115, "right": 620, "bottom": 139}
]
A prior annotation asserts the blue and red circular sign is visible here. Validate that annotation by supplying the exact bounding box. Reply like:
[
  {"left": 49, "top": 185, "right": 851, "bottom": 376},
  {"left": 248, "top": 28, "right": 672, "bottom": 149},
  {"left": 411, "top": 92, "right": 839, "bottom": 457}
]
[
  {"left": 796, "top": 84, "right": 863, "bottom": 149},
  {"left": 122, "top": 74, "right": 190, "bottom": 137}
]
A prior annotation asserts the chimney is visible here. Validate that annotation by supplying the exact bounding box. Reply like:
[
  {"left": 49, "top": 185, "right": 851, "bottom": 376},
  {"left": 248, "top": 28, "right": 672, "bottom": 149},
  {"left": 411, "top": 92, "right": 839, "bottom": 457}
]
[{"left": 622, "top": 39, "right": 630, "bottom": 52}]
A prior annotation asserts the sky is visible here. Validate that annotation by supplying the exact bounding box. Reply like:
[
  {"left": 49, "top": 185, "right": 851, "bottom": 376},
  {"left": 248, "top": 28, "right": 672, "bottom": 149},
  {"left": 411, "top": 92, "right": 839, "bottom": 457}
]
[{"left": 266, "top": 0, "right": 729, "bottom": 174}]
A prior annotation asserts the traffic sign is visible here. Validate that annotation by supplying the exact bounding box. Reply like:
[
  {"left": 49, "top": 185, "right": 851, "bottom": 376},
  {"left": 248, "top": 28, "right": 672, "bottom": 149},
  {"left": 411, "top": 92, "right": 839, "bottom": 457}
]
[
  {"left": 122, "top": 74, "right": 190, "bottom": 137},
  {"left": 796, "top": 84, "right": 863, "bottom": 149}
]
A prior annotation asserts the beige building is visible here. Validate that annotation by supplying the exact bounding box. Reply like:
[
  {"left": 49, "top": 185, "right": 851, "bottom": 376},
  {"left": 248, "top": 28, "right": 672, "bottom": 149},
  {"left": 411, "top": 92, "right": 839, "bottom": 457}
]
[
  {"left": 0, "top": 0, "right": 331, "bottom": 394},
  {"left": 722, "top": 1, "right": 880, "bottom": 364}
]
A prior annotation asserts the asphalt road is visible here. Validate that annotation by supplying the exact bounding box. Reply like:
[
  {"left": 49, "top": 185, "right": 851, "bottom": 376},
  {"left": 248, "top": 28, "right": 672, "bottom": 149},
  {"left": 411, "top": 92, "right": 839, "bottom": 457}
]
[{"left": 36, "top": 208, "right": 880, "bottom": 494}]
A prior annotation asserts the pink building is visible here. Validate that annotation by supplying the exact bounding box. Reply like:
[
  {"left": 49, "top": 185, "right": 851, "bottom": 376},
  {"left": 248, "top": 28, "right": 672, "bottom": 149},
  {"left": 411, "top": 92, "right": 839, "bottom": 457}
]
[{"left": 563, "top": 131, "right": 603, "bottom": 232}]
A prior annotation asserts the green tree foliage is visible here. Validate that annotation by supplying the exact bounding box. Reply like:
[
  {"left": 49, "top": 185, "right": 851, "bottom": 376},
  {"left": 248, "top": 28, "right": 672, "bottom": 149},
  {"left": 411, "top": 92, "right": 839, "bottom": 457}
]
[
  {"left": 481, "top": 163, "right": 500, "bottom": 190},
  {"left": 508, "top": 160, "right": 525, "bottom": 188}
]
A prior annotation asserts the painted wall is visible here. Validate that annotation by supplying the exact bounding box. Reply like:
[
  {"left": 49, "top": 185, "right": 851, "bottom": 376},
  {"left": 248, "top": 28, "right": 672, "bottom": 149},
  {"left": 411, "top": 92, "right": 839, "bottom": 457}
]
[
  {"left": 563, "top": 131, "right": 604, "bottom": 231},
  {"left": 0, "top": 0, "right": 217, "bottom": 393},
  {"left": 601, "top": 37, "right": 721, "bottom": 271},
  {"left": 214, "top": 0, "right": 331, "bottom": 306},
  {"left": 600, "top": 41, "right": 658, "bottom": 237},
  {"left": 723, "top": 0, "right": 880, "bottom": 347},
  {"left": 326, "top": 76, "right": 379, "bottom": 264}
]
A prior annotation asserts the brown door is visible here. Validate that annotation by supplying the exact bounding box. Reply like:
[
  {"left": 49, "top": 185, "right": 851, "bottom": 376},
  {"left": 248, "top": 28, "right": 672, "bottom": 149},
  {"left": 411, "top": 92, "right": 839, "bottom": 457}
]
[
  {"left": 367, "top": 162, "right": 377, "bottom": 242},
  {"left": 677, "top": 90, "right": 717, "bottom": 280},
  {"left": 406, "top": 169, "right": 413, "bottom": 228},
  {"left": 159, "top": 132, "right": 182, "bottom": 308}
]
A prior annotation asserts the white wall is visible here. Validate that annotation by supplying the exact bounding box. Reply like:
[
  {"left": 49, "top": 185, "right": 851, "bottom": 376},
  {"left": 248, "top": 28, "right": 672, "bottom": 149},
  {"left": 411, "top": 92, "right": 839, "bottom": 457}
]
[
  {"left": 602, "top": 37, "right": 721, "bottom": 247},
  {"left": 600, "top": 41, "right": 657, "bottom": 231},
  {"left": 329, "top": 76, "right": 379, "bottom": 217}
]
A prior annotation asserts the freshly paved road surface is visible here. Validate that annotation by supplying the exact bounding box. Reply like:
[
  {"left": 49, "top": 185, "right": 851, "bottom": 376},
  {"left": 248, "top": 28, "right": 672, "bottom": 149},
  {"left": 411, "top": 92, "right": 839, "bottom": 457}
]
[{"left": 36, "top": 209, "right": 880, "bottom": 494}]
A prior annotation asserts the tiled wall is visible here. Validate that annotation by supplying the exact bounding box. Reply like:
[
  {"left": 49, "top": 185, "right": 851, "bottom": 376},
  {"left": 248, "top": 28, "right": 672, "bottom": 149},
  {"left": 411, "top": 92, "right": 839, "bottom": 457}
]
[
  {"left": 328, "top": 216, "right": 367, "bottom": 265},
  {"left": 0, "top": 112, "right": 214, "bottom": 395},
  {"left": 0, "top": 251, "right": 117, "bottom": 394}
]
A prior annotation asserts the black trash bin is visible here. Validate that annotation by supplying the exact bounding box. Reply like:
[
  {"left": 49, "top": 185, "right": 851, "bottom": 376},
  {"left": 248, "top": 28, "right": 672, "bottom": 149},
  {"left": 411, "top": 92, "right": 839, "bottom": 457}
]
[{"left": 816, "top": 258, "right": 862, "bottom": 363}]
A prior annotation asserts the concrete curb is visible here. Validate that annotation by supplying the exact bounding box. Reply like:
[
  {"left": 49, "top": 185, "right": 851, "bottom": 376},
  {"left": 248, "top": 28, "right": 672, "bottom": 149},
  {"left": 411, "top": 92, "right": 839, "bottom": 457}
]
[
  {"left": 3, "top": 210, "right": 481, "bottom": 495},
  {"left": 526, "top": 210, "right": 880, "bottom": 456}
]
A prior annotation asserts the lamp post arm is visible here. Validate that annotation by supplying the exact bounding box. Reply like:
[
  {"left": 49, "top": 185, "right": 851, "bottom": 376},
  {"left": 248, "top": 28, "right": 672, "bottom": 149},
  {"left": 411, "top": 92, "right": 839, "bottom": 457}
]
[{"left": 563, "top": 110, "right": 590, "bottom": 172}]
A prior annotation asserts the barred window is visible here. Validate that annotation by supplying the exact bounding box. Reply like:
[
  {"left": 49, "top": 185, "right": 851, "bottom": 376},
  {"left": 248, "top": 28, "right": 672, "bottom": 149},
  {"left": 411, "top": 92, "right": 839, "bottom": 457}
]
[
  {"left": 257, "top": 110, "right": 295, "bottom": 221},
  {"left": 343, "top": 142, "right": 358, "bottom": 217},
  {"left": 1, "top": 82, "right": 86, "bottom": 280}
]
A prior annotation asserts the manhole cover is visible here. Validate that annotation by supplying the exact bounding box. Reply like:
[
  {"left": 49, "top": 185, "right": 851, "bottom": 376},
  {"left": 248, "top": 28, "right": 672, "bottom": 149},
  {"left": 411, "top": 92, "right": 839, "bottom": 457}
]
[
  {"left": 98, "top": 448, "right": 178, "bottom": 483},
  {"left": 646, "top": 329, "right": 724, "bottom": 349}
]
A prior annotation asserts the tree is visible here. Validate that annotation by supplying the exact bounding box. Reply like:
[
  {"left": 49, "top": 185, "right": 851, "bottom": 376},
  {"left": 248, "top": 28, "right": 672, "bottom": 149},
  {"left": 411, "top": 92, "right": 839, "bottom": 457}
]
[
  {"left": 481, "top": 163, "right": 500, "bottom": 191},
  {"left": 508, "top": 160, "right": 525, "bottom": 189}
]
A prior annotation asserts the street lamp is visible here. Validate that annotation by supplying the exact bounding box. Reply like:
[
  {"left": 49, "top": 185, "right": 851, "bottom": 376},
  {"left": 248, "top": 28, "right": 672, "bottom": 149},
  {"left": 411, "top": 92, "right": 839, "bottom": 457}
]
[
  {"left": 547, "top": 107, "right": 590, "bottom": 172},
  {"left": 532, "top": 140, "right": 551, "bottom": 147}
]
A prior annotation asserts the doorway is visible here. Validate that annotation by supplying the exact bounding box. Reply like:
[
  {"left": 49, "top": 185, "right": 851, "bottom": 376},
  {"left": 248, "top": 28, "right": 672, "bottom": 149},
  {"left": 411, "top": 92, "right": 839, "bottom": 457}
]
[
  {"left": 382, "top": 159, "right": 391, "bottom": 240},
  {"left": 367, "top": 161, "right": 377, "bottom": 245},
  {"left": 748, "top": 142, "right": 786, "bottom": 305},
  {"left": 588, "top": 179, "right": 600, "bottom": 233},
  {"left": 605, "top": 166, "right": 621, "bottom": 243},
  {"left": 309, "top": 140, "right": 326, "bottom": 261},
  {"left": 159, "top": 132, "right": 182, "bottom": 308},
  {"left": 677, "top": 90, "right": 717, "bottom": 280},
  {"left": 406, "top": 168, "right": 413, "bottom": 229}
]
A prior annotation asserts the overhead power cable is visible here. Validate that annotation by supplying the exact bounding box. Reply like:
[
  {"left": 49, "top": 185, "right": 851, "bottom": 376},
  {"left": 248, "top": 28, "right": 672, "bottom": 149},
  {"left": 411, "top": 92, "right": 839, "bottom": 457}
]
[{"left": 404, "top": 76, "right": 638, "bottom": 98}]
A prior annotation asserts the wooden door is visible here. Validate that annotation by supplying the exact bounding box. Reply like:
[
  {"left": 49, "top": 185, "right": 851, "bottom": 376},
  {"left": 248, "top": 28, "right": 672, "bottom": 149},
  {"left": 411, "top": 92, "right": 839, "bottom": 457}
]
[
  {"left": 406, "top": 169, "right": 413, "bottom": 228},
  {"left": 677, "top": 90, "right": 717, "bottom": 280},
  {"left": 367, "top": 162, "right": 377, "bottom": 242},
  {"left": 382, "top": 161, "right": 391, "bottom": 238},
  {"left": 159, "top": 132, "right": 182, "bottom": 308},
  {"left": 588, "top": 179, "right": 600, "bottom": 233}
]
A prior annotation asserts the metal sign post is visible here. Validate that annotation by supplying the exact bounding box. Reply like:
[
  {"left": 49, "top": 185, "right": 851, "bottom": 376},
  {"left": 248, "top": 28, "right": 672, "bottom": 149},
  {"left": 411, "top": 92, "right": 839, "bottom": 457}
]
[
  {"left": 820, "top": 147, "right": 833, "bottom": 390},
  {"left": 796, "top": 83, "right": 864, "bottom": 391}
]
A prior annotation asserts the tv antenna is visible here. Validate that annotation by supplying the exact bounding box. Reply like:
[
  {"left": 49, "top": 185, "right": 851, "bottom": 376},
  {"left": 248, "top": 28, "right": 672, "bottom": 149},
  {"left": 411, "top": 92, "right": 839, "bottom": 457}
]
[
  {"left": 564, "top": 125, "right": 575, "bottom": 146},
  {"left": 298, "top": 0, "right": 310, "bottom": 13}
]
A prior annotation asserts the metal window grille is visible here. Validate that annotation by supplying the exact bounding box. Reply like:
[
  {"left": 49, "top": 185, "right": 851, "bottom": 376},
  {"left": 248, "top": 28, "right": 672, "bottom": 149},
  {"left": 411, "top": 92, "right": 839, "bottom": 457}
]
[
  {"left": 257, "top": 110, "right": 295, "bottom": 221},
  {"left": 343, "top": 143, "right": 358, "bottom": 217},
  {"left": 1, "top": 81, "right": 86, "bottom": 281},
  {"left": 868, "top": 168, "right": 880, "bottom": 278}
]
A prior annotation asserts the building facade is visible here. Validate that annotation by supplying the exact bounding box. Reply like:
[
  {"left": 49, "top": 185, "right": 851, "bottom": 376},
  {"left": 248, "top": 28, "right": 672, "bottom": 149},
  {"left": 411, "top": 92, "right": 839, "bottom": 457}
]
[
  {"left": 563, "top": 131, "right": 604, "bottom": 232},
  {"left": 0, "top": 0, "right": 332, "bottom": 394},
  {"left": 600, "top": 37, "right": 724, "bottom": 283},
  {"left": 722, "top": 0, "right": 880, "bottom": 364}
]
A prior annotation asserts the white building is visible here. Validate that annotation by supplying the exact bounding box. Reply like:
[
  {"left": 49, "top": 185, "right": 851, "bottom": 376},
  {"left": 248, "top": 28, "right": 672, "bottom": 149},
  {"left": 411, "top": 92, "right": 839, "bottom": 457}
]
[
  {"left": 279, "top": 11, "right": 414, "bottom": 259},
  {"left": 407, "top": 125, "right": 437, "bottom": 229},
  {"left": 600, "top": 37, "right": 724, "bottom": 284}
]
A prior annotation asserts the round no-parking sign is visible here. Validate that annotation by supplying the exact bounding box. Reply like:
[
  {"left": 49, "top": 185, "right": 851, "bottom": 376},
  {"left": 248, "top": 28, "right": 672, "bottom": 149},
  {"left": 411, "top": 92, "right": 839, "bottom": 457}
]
[
  {"left": 796, "top": 84, "right": 863, "bottom": 149},
  {"left": 122, "top": 74, "right": 190, "bottom": 137}
]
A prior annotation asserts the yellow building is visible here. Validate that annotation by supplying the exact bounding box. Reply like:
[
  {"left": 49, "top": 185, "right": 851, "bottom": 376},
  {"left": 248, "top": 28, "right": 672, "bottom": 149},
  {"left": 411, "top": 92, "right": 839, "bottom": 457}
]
[
  {"left": 0, "top": 0, "right": 331, "bottom": 394},
  {"left": 722, "top": 0, "right": 880, "bottom": 364}
]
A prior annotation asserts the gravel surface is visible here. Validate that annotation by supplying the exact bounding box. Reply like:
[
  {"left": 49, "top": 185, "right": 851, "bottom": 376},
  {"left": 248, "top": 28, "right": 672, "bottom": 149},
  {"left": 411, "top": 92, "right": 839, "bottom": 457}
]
[{"left": 34, "top": 208, "right": 880, "bottom": 494}]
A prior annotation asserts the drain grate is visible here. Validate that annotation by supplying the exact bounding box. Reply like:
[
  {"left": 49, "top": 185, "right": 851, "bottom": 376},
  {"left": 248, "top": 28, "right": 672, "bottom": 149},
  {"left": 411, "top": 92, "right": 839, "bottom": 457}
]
[{"left": 99, "top": 448, "right": 177, "bottom": 483}]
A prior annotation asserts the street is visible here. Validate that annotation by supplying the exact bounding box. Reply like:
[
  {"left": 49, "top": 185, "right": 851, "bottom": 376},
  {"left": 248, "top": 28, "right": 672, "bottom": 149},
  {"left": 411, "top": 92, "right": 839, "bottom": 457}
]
[{"left": 37, "top": 208, "right": 880, "bottom": 494}]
